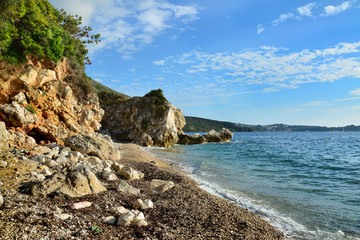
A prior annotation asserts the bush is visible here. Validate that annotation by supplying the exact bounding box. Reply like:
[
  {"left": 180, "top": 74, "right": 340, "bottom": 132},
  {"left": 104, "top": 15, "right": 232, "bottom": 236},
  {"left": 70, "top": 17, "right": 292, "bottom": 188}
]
[
  {"left": 144, "top": 89, "right": 167, "bottom": 106},
  {"left": 25, "top": 105, "right": 37, "bottom": 114}
]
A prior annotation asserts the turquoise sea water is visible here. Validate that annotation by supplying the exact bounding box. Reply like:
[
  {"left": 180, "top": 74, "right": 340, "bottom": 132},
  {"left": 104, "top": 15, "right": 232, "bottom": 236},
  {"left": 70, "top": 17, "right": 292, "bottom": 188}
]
[{"left": 147, "top": 132, "right": 360, "bottom": 240}]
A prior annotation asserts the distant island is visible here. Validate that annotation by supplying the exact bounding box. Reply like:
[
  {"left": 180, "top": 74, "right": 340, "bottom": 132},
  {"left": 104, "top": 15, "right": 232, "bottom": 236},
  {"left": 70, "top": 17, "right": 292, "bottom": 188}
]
[{"left": 183, "top": 116, "right": 360, "bottom": 132}]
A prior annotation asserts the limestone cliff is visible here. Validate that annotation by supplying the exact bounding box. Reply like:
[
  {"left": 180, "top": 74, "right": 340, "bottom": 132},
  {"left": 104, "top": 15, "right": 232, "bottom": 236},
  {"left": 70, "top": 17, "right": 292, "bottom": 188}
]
[
  {"left": 101, "top": 96, "right": 185, "bottom": 148},
  {"left": 0, "top": 56, "right": 104, "bottom": 145}
]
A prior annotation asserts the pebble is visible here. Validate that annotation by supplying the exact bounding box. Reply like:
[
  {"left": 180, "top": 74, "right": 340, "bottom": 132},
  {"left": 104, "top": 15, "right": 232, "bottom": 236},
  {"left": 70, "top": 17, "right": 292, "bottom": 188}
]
[
  {"left": 54, "top": 213, "right": 72, "bottom": 220},
  {"left": 0, "top": 161, "right": 7, "bottom": 168},
  {"left": 103, "top": 216, "right": 117, "bottom": 225},
  {"left": 69, "top": 201, "right": 92, "bottom": 210},
  {"left": 0, "top": 194, "right": 3, "bottom": 207}
]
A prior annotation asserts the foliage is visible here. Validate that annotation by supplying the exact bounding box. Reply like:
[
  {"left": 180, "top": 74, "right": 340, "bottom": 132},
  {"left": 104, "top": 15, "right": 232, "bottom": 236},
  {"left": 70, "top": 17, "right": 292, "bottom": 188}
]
[
  {"left": 25, "top": 105, "right": 37, "bottom": 114},
  {"left": 144, "top": 89, "right": 167, "bottom": 106},
  {"left": 141, "top": 119, "right": 149, "bottom": 131},
  {"left": 0, "top": 0, "right": 100, "bottom": 66},
  {"left": 91, "top": 226, "right": 101, "bottom": 233},
  {"left": 92, "top": 79, "right": 131, "bottom": 105},
  {"left": 183, "top": 116, "right": 253, "bottom": 132}
]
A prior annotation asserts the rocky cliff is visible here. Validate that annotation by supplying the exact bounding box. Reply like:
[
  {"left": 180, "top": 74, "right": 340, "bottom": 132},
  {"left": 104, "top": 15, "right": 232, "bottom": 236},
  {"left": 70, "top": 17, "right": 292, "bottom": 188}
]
[
  {"left": 101, "top": 96, "right": 185, "bottom": 148},
  {"left": 0, "top": 56, "right": 103, "bottom": 145}
]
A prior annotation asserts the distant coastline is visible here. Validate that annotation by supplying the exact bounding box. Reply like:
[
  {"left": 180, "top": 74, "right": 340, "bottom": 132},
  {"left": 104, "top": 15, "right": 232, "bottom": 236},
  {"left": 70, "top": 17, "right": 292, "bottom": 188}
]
[{"left": 183, "top": 116, "right": 360, "bottom": 132}]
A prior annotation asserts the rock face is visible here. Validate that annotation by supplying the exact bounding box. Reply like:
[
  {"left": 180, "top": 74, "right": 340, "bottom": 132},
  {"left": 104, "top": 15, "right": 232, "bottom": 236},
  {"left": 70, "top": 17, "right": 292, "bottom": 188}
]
[
  {"left": 0, "top": 57, "right": 103, "bottom": 145},
  {"left": 178, "top": 128, "right": 234, "bottom": 145},
  {"left": 101, "top": 96, "right": 185, "bottom": 148},
  {"left": 65, "top": 133, "right": 120, "bottom": 160},
  {"left": 31, "top": 165, "right": 107, "bottom": 198},
  {"left": 0, "top": 122, "right": 9, "bottom": 152}
]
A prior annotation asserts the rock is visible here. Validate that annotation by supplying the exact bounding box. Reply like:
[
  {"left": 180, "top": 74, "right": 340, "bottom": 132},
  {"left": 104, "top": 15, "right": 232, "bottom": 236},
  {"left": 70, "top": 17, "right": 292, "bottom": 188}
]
[
  {"left": 44, "top": 159, "right": 58, "bottom": 168},
  {"left": 0, "top": 194, "right": 3, "bottom": 207},
  {"left": 41, "top": 167, "right": 52, "bottom": 176},
  {"left": 178, "top": 133, "right": 206, "bottom": 145},
  {"left": 31, "top": 166, "right": 106, "bottom": 198},
  {"left": 119, "top": 166, "right": 144, "bottom": 180},
  {"left": 101, "top": 94, "right": 186, "bottom": 148},
  {"left": 145, "top": 179, "right": 175, "bottom": 194},
  {"left": 130, "top": 210, "right": 148, "bottom": 227},
  {"left": 111, "top": 162, "right": 124, "bottom": 172},
  {"left": 0, "top": 102, "right": 38, "bottom": 128},
  {"left": 65, "top": 134, "right": 120, "bottom": 160},
  {"left": 117, "top": 211, "right": 135, "bottom": 226},
  {"left": 103, "top": 216, "right": 117, "bottom": 225},
  {"left": 116, "top": 180, "right": 140, "bottom": 195},
  {"left": 69, "top": 201, "right": 92, "bottom": 210},
  {"left": 204, "top": 128, "right": 233, "bottom": 143},
  {"left": 11, "top": 92, "right": 28, "bottom": 105},
  {"left": 179, "top": 128, "right": 233, "bottom": 145},
  {"left": 54, "top": 213, "right": 72, "bottom": 220},
  {"left": 31, "top": 172, "right": 46, "bottom": 181},
  {"left": 6, "top": 130, "right": 36, "bottom": 149},
  {"left": 133, "top": 199, "right": 154, "bottom": 210},
  {"left": 0, "top": 122, "right": 9, "bottom": 152},
  {"left": 0, "top": 161, "right": 7, "bottom": 168},
  {"left": 109, "top": 206, "right": 128, "bottom": 215},
  {"left": 102, "top": 169, "right": 118, "bottom": 181},
  {"left": 136, "top": 133, "right": 154, "bottom": 147},
  {"left": 86, "top": 156, "right": 102, "bottom": 164}
]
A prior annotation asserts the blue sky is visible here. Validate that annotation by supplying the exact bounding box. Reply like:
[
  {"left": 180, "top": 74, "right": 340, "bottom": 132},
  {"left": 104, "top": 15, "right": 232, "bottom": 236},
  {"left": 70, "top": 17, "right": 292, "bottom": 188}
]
[{"left": 49, "top": 0, "right": 360, "bottom": 127}]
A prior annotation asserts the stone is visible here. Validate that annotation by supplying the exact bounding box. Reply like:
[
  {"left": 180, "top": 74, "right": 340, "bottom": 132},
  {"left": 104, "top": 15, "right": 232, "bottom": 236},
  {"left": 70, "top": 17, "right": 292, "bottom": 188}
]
[
  {"left": 86, "top": 156, "right": 102, "bottom": 164},
  {"left": 11, "top": 92, "right": 28, "bottom": 105},
  {"left": 102, "top": 169, "right": 118, "bottom": 181},
  {"left": 130, "top": 210, "right": 148, "bottom": 227},
  {"left": 145, "top": 179, "right": 175, "bottom": 194},
  {"left": 119, "top": 166, "right": 144, "bottom": 180},
  {"left": 65, "top": 134, "right": 120, "bottom": 160},
  {"left": 54, "top": 213, "right": 72, "bottom": 220},
  {"left": 0, "top": 122, "right": 9, "bottom": 152},
  {"left": 55, "top": 156, "right": 69, "bottom": 164},
  {"left": 116, "top": 180, "right": 140, "bottom": 195},
  {"left": 41, "top": 167, "right": 52, "bottom": 176},
  {"left": 44, "top": 159, "right": 58, "bottom": 168},
  {"left": 0, "top": 194, "right": 3, "bottom": 207},
  {"left": 133, "top": 199, "right": 154, "bottom": 210},
  {"left": 103, "top": 216, "right": 117, "bottom": 225},
  {"left": 0, "top": 102, "right": 38, "bottom": 128},
  {"left": 0, "top": 161, "right": 7, "bottom": 168},
  {"left": 101, "top": 95, "right": 186, "bottom": 148},
  {"left": 31, "top": 172, "right": 46, "bottom": 181},
  {"left": 136, "top": 133, "right": 154, "bottom": 147},
  {"left": 31, "top": 166, "right": 106, "bottom": 198},
  {"left": 69, "top": 201, "right": 92, "bottom": 209},
  {"left": 117, "top": 211, "right": 135, "bottom": 226},
  {"left": 109, "top": 206, "right": 127, "bottom": 215},
  {"left": 111, "top": 162, "right": 124, "bottom": 172},
  {"left": 179, "top": 128, "right": 233, "bottom": 145}
]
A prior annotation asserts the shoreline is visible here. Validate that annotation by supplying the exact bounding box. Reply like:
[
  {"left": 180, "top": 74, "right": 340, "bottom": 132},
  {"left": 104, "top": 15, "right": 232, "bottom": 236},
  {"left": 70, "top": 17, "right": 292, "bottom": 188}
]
[{"left": 0, "top": 142, "right": 284, "bottom": 239}]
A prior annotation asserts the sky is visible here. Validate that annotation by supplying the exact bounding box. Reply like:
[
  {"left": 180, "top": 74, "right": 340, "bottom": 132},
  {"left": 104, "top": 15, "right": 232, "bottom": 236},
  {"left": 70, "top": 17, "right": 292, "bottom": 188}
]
[{"left": 49, "top": 0, "right": 360, "bottom": 127}]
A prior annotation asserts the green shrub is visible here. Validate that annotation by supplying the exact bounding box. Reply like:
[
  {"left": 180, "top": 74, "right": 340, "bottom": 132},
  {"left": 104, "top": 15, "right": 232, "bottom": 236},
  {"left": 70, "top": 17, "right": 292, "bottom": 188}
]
[
  {"left": 25, "top": 105, "right": 37, "bottom": 114},
  {"left": 144, "top": 89, "right": 167, "bottom": 106}
]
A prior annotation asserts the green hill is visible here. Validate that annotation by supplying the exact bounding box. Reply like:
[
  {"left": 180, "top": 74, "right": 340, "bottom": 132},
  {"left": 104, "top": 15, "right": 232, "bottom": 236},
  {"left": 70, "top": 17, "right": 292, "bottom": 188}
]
[{"left": 183, "top": 116, "right": 253, "bottom": 132}]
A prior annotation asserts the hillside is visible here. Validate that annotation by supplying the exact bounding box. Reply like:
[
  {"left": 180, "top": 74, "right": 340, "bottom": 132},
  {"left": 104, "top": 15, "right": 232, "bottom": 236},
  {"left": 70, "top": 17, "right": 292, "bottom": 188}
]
[
  {"left": 183, "top": 116, "right": 253, "bottom": 132},
  {"left": 183, "top": 116, "right": 360, "bottom": 132}
]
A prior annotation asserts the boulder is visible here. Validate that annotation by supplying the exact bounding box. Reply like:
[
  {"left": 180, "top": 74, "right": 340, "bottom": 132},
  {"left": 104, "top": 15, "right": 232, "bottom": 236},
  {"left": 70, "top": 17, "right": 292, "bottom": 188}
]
[
  {"left": 178, "top": 128, "right": 233, "bottom": 145},
  {"left": 0, "top": 122, "right": 9, "bottom": 152},
  {"left": 133, "top": 199, "right": 154, "bottom": 210},
  {"left": 65, "top": 134, "right": 120, "bottom": 160},
  {"left": 136, "top": 133, "right": 154, "bottom": 147},
  {"left": 119, "top": 166, "right": 144, "bottom": 180},
  {"left": 145, "top": 179, "right": 175, "bottom": 194},
  {"left": 117, "top": 211, "right": 135, "bottom": 227},
  {"left": 178, "top": 133, "right": 206, "bottom": 145},
  {"left": 102, "top": 168, "right": 118, "bottom": 181},
  {"left": 31, "top": 166, "right": 106, "bottom": 198},
  {"left": 116, "top": 180, "right": 140, "bottom": 195},
  {"left": 101, "top": 95, "right": 185, "bottom": 148},
  {"left": 0, "top": 102, "right": 38, "bottom": 128}
]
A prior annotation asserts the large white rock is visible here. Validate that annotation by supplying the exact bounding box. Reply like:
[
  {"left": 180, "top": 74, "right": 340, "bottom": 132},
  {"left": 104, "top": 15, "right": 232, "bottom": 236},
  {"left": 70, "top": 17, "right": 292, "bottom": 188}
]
[
  {"left": 119, "top": 166, "right": 144, "bottom": 180},
  {"left": 145, "top": 179, "right": 175, "bottom": 194},
  {"left": 116, "top": 180, "right": 140, "bottom": 195}
]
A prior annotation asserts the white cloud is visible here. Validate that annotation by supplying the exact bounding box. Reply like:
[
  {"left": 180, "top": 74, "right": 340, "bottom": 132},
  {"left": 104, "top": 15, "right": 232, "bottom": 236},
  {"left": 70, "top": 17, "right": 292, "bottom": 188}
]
[
  {"left": 153, "top": 59, "right": 166, "bottom": 66},
  {"left": 257, "top": 24, "right": 265, "bottom": 34},
  {"left": 297, "top": 2, "right": 316, "bottom": 17},
  {"left": 272, "top": 13, "right": 294, "bottom": 26},
  {"left": 156, "top": 41, "right": 360, "bottom": 91},
  {"left": 49, "top": 0, "right": 199, "bottom": 56},
  {"left": 321, "top": 0, "right": 355, "bottom": 16},
  {"left": 349, "top": 88, "right": 360, "bottom": 95}
]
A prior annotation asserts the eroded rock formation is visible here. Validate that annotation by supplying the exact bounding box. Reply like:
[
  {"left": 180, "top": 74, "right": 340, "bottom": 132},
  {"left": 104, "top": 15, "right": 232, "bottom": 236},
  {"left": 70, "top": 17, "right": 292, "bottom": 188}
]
[
  {"left": 0, "top": 57, "right": 103, "bottom": 145},
  {"left": 178, "top": 128, "right": 234, "bottom": 145},
  {"left": 101, "top": 96, "right": 186, "bottom": 148}
]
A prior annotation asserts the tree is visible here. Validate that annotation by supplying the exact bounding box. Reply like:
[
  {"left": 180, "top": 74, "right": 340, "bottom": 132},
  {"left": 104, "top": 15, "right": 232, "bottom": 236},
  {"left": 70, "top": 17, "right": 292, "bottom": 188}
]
[{"left": 0, "top": 0, "right": 100, "bottom": 66}]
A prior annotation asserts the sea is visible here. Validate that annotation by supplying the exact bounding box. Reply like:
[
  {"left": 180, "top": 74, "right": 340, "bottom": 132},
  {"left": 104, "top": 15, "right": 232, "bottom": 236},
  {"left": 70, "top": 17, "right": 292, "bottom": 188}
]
[{"left": 146, "top": 132, "right": 360, "bottom": 240}]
